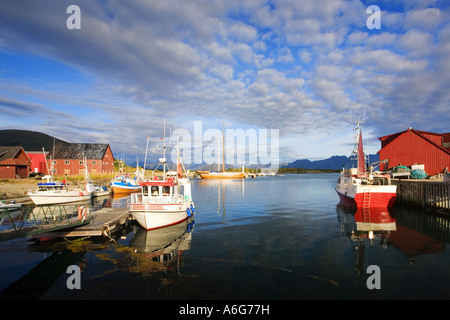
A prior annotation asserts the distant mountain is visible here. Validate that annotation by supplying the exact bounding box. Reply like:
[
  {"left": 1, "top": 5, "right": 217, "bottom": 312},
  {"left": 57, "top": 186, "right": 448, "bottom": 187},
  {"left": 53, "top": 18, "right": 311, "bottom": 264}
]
[
  {"left": 0, "top": 129, "right": 68, "bottom": 152},
  {"left": 282, "top": 154, "right": 380, "bottom": 170}
]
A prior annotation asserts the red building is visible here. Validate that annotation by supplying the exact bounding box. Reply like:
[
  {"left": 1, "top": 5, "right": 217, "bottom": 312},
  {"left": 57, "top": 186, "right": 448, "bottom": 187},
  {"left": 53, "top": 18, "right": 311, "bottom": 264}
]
[
  {"left": 27, "top": 151, "right": 49, "bottom": 175},
  {"left": 0, "top": 146, "right": 32, "bottom": 179},
  {"left": 47, "top": 143, "right": 115, "bottom": 176},
  {"left": 378, "top": 128, "right": 450, "bottom": 176}
]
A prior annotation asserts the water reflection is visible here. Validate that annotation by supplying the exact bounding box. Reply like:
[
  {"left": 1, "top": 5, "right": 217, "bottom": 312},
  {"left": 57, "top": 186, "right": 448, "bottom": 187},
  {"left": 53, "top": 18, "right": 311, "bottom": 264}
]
[
  {"left": 0, "top": 247, "right": 88, "bottom": 300},
  {"left": 337, "top": 203, "right": 450, "bottom": 287},
  {"left": 129, "top": 217, "right": 195, "bottom": 273},
  {"left": 337, "top": 205, "right": 396, "bottom": 285}
]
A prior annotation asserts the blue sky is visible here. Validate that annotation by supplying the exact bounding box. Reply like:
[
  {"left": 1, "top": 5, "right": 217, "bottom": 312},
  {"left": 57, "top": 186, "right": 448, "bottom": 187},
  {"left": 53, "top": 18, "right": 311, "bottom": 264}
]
[{"left": 0, "top": 0, "right": 449, "bottom": 166}]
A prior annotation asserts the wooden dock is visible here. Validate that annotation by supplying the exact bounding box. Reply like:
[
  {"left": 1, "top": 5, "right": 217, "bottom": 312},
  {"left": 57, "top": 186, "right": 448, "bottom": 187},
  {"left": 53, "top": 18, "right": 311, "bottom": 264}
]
[
  {"left": 29, "top": 207, "right": 132, "bottom": 239},
  {"left": 392, "top": 179, "right": 450, "bottom": 212}
]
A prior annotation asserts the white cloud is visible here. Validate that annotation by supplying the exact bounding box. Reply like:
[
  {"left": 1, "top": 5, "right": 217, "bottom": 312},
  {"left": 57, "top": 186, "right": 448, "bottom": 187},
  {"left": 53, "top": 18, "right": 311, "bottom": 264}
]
[
  {"left": 0, "top": 0, "right": 449, "bottom": 162},
  {"left": 404, "top": 7, "right": 445, "bottom": 30}
]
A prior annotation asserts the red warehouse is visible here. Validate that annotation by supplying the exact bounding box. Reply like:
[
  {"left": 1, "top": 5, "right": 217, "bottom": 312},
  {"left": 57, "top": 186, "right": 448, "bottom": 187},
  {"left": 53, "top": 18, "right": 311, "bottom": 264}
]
[
  {"left": 47, "top": 142, "right": 115, "bottom": 176},
  {"left": 378, "top": 128, "right": 450, "bottom": 176}
]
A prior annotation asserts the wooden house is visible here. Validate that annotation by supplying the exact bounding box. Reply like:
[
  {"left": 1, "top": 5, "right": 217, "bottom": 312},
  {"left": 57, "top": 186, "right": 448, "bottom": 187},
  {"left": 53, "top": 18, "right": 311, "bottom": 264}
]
[
  {"left": 0, "top": 146, "right": 32, "bottom": 179},
  {"left": 47, "top": 143, "right": 114, "bottom": 176}
]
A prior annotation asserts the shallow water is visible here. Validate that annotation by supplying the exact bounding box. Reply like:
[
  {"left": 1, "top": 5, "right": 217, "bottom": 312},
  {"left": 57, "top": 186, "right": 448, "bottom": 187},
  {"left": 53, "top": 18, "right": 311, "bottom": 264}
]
[{"left": 1, "top": 173, "right": 450, "bottom": 300}]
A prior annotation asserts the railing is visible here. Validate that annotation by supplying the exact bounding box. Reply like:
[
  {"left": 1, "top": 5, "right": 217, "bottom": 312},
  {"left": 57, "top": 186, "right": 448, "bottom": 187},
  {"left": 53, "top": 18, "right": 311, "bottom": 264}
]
[{"left": 0, "top": 204, "right": 94, "bottom": 240}]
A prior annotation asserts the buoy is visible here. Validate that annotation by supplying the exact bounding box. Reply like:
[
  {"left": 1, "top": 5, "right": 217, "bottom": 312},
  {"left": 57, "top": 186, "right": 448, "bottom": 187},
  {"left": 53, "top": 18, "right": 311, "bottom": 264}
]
[{"left": 78, "top": 206, "right": 87, "bottom": 222}]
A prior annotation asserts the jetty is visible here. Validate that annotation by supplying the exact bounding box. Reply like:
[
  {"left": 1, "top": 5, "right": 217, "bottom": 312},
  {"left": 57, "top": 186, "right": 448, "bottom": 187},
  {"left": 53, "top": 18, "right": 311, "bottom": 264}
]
[
  {"left": 29, "top": 207, "right": 131, "bottom": 239},
  {"left": 392, "top": 179, "right": 449, "bottom": 213},
  {"left": 0, "top": 205, "right": 131, "bottom": 241}
]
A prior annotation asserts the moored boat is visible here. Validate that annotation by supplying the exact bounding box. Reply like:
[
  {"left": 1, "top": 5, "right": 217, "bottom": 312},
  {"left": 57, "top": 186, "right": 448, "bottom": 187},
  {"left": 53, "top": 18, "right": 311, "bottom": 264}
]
[
  {"left": 92, "top": 185, "right": 110, "bottom": 197},
  {"left": 111, "top": 178, "right": 141, "bottom": 194},
  {"left": 27, "top": 175, "right": 93, "bottom": 205},
  {"left": 335, "top": 122, "right": 397, "bottom": 208},
  {"left": 130, "top": 135, "right": 194, "bottom": 230},
  {"left": 110, "top": 162, "right": 142, "bottom": 194},
  {"left": 199, "top": 170, "right": 245, "bottom": 179}
]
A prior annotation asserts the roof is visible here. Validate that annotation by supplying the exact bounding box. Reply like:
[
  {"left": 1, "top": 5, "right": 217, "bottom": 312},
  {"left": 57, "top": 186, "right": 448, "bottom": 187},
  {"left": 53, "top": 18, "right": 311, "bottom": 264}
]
[
  {"left": 49, "top": 142, "right": 111, "bottom": 160},
  {"left": 378, "top": 128, "right": 445, "bottom": 141},
  {"left": 379, "top": 128, "right": 450, "bottom": 155},
  {"left": 0, "top": 146, "right": 31, "bottom": 166},
  {"left": 141, "top": 177, "right": 177, "bottom": 187}
]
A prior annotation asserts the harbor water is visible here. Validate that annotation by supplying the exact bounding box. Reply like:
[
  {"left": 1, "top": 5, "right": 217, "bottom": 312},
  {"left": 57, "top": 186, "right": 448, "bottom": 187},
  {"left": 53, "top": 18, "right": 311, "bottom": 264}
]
[{"left": 1, "top": 173, "right": 450, "bottom": 300}]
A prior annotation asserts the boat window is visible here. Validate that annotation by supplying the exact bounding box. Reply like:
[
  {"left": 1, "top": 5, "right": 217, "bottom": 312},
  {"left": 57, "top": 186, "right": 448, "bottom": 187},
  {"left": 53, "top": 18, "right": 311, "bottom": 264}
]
[
  {"left": 142, "top": 186, "right": 148, "bottom": 196},
  {"left": 162, "top": 186, "right": 170, "bottom": 196},
  {"left": 151, "top": 186, "right": 159, "bottom": 196}
]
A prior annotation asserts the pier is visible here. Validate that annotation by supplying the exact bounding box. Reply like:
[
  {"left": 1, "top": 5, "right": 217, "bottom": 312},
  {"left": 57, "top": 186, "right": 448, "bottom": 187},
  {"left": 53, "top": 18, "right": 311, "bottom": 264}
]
[
  {"left": 0, "top": 205, "right": 131, "bottom": 241},
  {"left": 392, "top": 179, "right": 450, "bottom": 213},
  {"left": 29, "top": 207, "right": 131, "bottom": 239}
]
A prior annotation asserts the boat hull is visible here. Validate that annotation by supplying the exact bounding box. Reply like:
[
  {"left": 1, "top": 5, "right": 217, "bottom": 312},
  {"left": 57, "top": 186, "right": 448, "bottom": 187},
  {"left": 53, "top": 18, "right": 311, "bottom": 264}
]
[
  {"left": 111, "top": 182, "right": 141, "bottom": 194},
  {"left": 336, "top": 185, "right": 397, "bottom": 208},
  {"left": 130, "top": 202, "right": 193, "bottom": 230},
  {"left": 200, "top": 172, "right": 244, "bottom": 179},
  {"left": 28, "top": 190, "right": 91, "bottom": 205}
]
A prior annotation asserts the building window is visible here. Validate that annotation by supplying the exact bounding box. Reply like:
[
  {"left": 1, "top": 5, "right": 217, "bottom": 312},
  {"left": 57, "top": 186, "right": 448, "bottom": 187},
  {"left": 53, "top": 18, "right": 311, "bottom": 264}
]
[
  {"left": 65, "top": 160, "right": 70, "bottom": 165},
  {"left": 79, "top": 169, "right": 85, "bottom": 174},
  {"left": 92, "top": 160, "right": 97, "bottom": 165},
  {"left": 64, "top": 169, "right": 70, "bottom": 175},
  {"left": 79, "top": 160, "right": 84, "bottom": 165}
]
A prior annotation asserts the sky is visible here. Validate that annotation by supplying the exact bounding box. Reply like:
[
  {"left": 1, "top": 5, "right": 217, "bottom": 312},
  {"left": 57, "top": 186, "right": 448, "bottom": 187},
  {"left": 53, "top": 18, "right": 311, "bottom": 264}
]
[{"left": 0, "top": 0, "right": 449, "bottom": 168}]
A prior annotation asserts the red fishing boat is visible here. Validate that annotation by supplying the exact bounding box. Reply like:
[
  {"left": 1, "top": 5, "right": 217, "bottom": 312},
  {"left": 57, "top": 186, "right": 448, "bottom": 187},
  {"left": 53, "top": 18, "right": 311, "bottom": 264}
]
[{"left": 335, "top": 122, "right": 397, "bottom": 208}]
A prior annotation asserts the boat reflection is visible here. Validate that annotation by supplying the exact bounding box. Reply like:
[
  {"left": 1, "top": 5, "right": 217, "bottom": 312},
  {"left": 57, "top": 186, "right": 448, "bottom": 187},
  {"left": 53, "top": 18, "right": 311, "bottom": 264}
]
[
  {"left": 337, "top": 204, "right": 450, "bottom": 286},
  {"left": 338, "top": 205, "right": 396, "bottom": 241},
  {"left": 337, "top": 205, "right": 396, "bottom": 285},
  {"left": 129, "top": 217, "right": 195, "bottom": 272}
]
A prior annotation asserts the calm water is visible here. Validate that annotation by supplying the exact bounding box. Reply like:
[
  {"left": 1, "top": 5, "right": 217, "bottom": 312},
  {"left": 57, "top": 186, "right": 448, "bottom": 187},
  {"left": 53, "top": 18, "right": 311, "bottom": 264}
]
[{"left": 1, "top": 173, "right": 450, "bottom": 300}]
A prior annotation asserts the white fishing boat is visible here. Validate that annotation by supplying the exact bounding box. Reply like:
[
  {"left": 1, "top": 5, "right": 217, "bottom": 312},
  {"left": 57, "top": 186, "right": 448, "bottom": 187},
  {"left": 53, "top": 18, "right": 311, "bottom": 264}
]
[
  {"left": 335, "top": 121, "right": 397, "bottom": 208},
  {"left": 27, "top": 175, "right": 93, "bottom": 205},
  {"left": 130, "top": 129, "right": 195, "bottom": 230}
]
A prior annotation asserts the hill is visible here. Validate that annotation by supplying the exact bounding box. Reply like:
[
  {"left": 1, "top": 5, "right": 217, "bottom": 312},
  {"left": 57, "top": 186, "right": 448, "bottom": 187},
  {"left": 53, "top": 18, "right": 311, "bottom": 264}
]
[
  {"left": 282, "top": 153, "right": 380, "bottom": 170},
  {"left": 0, "top": 129, "right": 68, "bottom": 151}
]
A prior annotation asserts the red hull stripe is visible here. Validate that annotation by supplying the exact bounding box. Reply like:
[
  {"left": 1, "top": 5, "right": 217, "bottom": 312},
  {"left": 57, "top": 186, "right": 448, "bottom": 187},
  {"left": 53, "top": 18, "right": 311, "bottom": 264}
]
[
  {"left": 337, "top": 191, "right": 396, "bottom": 208},
  {"left": 145, "top": 217, "right": 188, "bottom": 231}
]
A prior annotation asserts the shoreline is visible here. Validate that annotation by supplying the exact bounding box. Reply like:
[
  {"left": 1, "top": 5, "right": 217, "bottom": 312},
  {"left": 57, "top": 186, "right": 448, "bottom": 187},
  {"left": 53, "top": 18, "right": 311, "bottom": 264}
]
[{"left": 0, "top": 175, "right": 113, "bottom": 201}]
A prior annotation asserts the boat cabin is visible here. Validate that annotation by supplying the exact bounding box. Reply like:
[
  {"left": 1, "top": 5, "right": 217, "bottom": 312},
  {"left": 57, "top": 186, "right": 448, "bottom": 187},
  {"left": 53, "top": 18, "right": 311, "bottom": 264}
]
[
  {"left": 141, "top": 178, "right": 178, "bottom": 198},
  {"left": 134, "top": 177, "right": 192, "bottom": 205},
  {"left": 35, "top": 175, "right": 66, "bottom": 191}
]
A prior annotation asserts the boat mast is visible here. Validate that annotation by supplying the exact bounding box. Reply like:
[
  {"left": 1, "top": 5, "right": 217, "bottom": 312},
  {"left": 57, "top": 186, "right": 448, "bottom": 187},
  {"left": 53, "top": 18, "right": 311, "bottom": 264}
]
[
  {"left": 357, "top": 125, "right": 365, "bottom": 174},
  {"left": 143, "top": 134, "right": 150, "bottom": 175},
  {"left": 163, "top": 118, "right": 166, "bottom": 180},
  {"left": 222, "top": 121, "right": 225, "bottom": 172}
]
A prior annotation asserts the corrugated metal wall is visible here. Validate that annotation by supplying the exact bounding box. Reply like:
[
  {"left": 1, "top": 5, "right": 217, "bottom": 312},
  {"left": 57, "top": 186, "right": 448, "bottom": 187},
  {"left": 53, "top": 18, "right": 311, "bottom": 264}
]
[{"left": 379, "top": 130, "right": 450, "bottom": 175}]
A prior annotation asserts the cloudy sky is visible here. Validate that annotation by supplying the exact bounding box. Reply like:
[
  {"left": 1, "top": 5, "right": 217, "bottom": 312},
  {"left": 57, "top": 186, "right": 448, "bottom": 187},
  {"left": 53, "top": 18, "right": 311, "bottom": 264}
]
[{"left": 0, "top": 0, "right": 449, "bottom": 167}]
